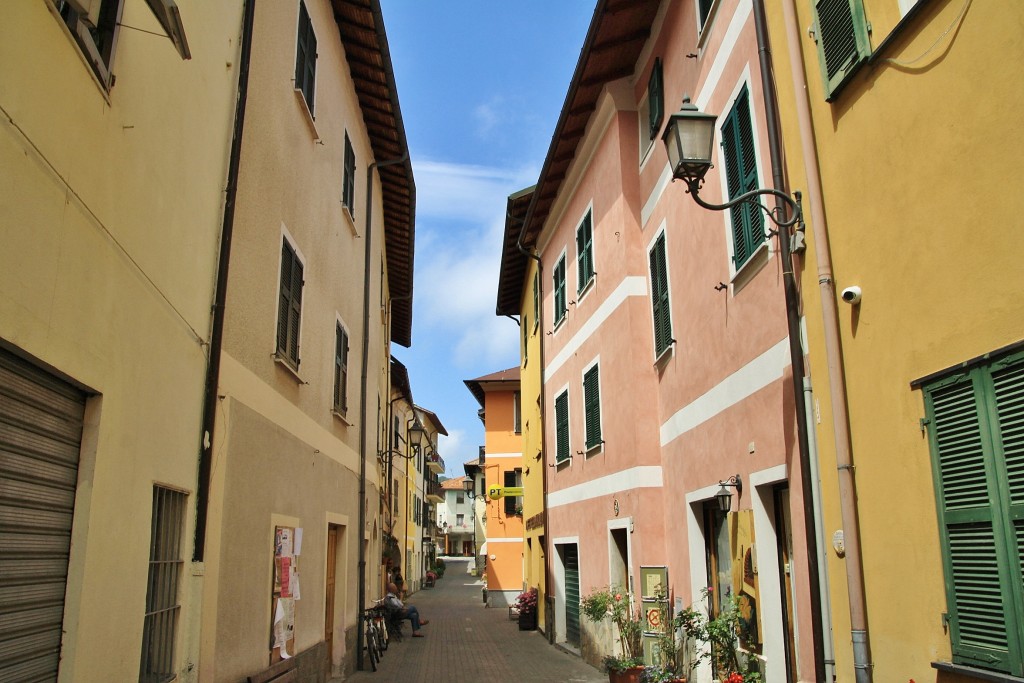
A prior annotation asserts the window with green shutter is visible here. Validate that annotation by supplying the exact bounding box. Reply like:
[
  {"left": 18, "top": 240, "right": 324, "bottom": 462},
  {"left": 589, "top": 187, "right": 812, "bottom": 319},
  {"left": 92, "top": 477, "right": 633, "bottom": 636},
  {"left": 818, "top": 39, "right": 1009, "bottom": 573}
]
[
  {"left": 533, "top": 272, "right": 540, "bottom": 332},
  {"left": 277, "top": 240, "right": 303, "bottom": 367},
  {"left": 921, "top": 349, "right": 1024, "bottom": 676},
  {"left": 294, "top": 1, "right": 317, "bottom": 114},
  {"left": 342, "top": 132, "right": 355, "bottom": 215},
  {"left": 553, "top": 255, "right": 567, "bottom": 326},
  {"left": 583, "top": 365, "right": 602, "bottom": 450},
  {"left": 812, "top": 0, "right": 871, "bottom": 101},
  {"left": 555, "top": 390, "right": 570, "bottom": 464},
  {"left": 697, "top": 0, "right": 714, "bottom": 32},
  {"left": 334, "top": 322, "right": 349, "bottom": 413},
  {"left": 576, "top": 211, "right": 595, "bottom": 294},
  {"left": 648, "top": 59, "right": 664, "bottom": 141},
  {"left": 649, "top": 232, "right": 673, "bottom": 356},
  {"left": 721, "top": 87, "right": 764, "bottom": 270}
]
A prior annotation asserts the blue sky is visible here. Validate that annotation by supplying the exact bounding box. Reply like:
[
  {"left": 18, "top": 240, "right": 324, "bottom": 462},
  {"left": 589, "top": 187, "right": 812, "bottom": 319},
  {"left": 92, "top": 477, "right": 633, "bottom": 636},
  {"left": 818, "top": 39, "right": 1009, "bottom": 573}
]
[{"left": 379, "top": 1, "right": 594, "bottom": 477}]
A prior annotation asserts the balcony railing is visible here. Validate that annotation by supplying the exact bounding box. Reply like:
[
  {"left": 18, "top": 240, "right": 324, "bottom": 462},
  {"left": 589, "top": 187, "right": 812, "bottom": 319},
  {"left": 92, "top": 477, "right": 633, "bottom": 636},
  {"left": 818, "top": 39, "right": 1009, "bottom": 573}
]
[
  {"left": 426, "top": 451, "right": 444, "bottom": 474},
  {"left": 425, "top": 478, "right": 443, "bottom": 503}
]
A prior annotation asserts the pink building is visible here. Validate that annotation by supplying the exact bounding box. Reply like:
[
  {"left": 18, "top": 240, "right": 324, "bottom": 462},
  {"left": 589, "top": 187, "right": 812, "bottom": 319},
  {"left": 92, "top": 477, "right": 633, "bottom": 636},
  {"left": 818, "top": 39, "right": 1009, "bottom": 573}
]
[{"left": 499, "top": 1, "right": 818, "bottom": 679}]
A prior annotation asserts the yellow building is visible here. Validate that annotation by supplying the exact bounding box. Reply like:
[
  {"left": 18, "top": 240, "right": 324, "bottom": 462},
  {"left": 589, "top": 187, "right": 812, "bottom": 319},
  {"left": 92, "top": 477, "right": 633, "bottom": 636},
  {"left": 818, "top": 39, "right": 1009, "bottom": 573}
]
[
  {"left": 199, "top": 0, "right": 414, "bottom": 679},
  {"left": 762, "top": 1, "right": 1024, "bottom": 681},
  {"left": 0, "top": 1, "right": 235, "bottom": 681},
  {"left": 496, "top": 186, "right": 549, "bottom": 634},
  {"left": 465, "top": 367, "right": 525, "bottom": 607}
]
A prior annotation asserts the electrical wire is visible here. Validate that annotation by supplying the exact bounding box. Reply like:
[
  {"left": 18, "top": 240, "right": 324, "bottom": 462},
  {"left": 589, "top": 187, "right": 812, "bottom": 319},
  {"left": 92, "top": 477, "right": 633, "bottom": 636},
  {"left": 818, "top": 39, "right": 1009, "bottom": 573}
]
[{"left": 880, "top": 0, "right": 972, "bottom": 68}]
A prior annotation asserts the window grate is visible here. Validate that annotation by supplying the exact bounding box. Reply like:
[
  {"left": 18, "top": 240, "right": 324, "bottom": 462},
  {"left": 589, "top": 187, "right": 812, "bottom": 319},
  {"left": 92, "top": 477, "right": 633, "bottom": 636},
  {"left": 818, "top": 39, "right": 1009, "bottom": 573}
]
[{"left": 139, "top": 486, "right": 186, "bottom": 683}]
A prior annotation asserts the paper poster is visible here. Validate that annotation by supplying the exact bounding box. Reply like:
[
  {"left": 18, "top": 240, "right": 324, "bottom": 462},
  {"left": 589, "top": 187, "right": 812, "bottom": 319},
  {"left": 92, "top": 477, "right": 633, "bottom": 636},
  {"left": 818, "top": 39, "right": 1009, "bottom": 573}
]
[{"left": 294, "top": 527, "right": 303, "bottom": 556}]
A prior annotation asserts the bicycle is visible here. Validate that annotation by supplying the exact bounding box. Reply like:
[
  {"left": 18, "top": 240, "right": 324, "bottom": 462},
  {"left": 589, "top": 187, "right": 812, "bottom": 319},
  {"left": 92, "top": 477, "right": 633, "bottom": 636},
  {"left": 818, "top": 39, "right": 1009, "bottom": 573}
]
[{"left": 362, "top": 608, "right": 384, "bottom": 671}]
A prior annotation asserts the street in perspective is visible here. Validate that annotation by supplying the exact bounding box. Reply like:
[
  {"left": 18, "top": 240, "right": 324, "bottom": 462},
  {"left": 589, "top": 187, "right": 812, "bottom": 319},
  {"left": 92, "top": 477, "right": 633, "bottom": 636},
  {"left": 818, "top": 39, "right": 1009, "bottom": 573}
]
[{"left": 2, "top": 1, "right": 1022, "bottom": 683}]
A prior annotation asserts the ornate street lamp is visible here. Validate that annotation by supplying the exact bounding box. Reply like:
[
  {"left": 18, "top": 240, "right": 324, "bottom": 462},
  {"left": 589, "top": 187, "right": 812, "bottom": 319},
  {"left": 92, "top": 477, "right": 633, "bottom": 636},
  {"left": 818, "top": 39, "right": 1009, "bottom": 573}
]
[
  {"left": 715, "top": 474, "right": 743, "bottom": 513},
  {"left": 662, "top": 96, "right": 801, "bottom": 228}
]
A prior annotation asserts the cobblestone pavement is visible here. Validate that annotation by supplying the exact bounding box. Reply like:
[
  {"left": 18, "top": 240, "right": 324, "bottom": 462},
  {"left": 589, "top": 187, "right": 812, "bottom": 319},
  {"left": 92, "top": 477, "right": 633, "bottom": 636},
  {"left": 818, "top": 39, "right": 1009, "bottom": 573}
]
[{"left": 340, "top": 557, "right": 605, "bottom": 683}]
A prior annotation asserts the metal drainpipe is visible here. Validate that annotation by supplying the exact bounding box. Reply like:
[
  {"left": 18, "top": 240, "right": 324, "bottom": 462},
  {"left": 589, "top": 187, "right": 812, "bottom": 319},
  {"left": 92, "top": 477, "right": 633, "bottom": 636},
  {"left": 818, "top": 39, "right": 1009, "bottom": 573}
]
[
  {"left": 779, "top": 0, "right": 873, "bottom": 679},
  {"left": 194, "top": 0, "right": 256, "bottom": 562},
  {"left": 515, "top": 222, "right": 549, "bottom": 640},
  {"left": 750, "top": 1, "right": 825, "bottom": 679},
  {"left": 357, "top": 153, "right": 408, "bottom": 671}
]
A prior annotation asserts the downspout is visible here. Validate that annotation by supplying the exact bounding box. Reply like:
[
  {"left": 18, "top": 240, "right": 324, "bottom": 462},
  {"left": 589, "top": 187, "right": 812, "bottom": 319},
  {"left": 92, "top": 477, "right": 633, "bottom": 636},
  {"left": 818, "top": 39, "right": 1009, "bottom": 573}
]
[
  {"left": 357, "top": 153, "right": 408, "bottom": 671},
  {"left": 194, "top": 0, "right": 255, "bottom": 561},
  {"left": 750, "top": 2, "right": 825, "bottom": 680},
  {"left": 779, "top": 0, "right": 873, "bottom": 680}
]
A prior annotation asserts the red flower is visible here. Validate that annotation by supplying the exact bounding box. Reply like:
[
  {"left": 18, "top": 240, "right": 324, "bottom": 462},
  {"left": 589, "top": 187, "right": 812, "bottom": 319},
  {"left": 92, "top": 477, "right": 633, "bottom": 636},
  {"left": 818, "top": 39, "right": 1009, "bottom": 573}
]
[{"left": 614, "top": 593, "right": 622, "bottom": 601}]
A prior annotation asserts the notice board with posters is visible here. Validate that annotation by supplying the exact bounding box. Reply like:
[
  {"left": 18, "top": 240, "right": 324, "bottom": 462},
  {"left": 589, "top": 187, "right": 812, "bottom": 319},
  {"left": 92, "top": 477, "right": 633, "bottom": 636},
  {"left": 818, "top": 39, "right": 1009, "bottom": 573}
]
[
  {"left": 270, "top": 526, "right": 302, "bottom": 662},
  {"left": 640, "top": 565, "right": 669, "bottom": 666}
]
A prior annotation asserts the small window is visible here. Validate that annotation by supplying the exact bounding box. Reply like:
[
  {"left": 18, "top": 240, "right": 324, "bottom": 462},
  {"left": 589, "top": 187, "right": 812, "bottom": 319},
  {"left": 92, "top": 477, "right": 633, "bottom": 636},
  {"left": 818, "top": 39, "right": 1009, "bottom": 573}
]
[
  {"left": 276, "top": 239, "right": 304, "bottom": 367},
  {"left": 532, "top": 272, "right": 540, "bottom": 332},
  {"left": 648, "top": 59, "right": 664, "bottom": 141},
  {"left": 697, "top": 0, "right": 714, "bottom": 32},
  {"left": 576, "top": 211, "right": 595, "bottom": 294},
  {"left": 456, "top": 513, "right": 464, "bottom": 527},
  {"left": 58, "top": 0, "right": 124, "bottom": 88},
  {"left": 504, "top": 469, "right": 522, "bottom": 515},
  {"left": 342, "top": 132, "right": 356, "bottom": 215},
  {"left": 583, "top": 365, "right": 602, "bottom": 449},
  {"left": 553, "top": 255, "right": 567, "bottom": 326},
  {"left": 514, "top": 391, "right": 522, "bottom": 434},
  {"left": 554, "top": 390, "right": 570, "bottom": 464},
  {"left": 139, "top": 486, "right": 186, "bottom": 683},
  {"left": 812, "top": 0, "right": 870, "bottom": 100},
  {"left": 294, "top": 0, "right": 317, "bottom": 115},
  {"left": 720, "top": 87, "right": 763, "bottom": 270},
  {"left": 456, "top": 493, "right": 464, "bottom": 505},
  {"left": 649, "top": 232, "right": 673, "bottom": 356},
  {"left": 333, "top": 322, "right": 349, "bottom": 413}
]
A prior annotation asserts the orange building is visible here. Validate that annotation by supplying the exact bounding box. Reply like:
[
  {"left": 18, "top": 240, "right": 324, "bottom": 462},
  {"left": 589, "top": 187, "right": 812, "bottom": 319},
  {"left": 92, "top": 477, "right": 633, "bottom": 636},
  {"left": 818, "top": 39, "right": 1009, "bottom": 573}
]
[{"left": 465, "top": 368, "right": 524, "bottom": 606}]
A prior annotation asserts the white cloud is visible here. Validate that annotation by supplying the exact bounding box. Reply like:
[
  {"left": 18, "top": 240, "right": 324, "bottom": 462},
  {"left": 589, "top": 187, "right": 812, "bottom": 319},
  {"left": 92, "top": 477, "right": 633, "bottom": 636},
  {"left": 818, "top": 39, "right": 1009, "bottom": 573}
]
[{"left": 411, "top": 158, "right": 535, "bottom": 369}]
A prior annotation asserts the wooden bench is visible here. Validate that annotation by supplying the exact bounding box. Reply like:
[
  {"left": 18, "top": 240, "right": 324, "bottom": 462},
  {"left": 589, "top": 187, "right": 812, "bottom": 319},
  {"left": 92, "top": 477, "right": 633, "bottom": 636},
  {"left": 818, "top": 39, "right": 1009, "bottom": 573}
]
[{"left": 247, "top": 658, "right": 297, "bottom": 683}]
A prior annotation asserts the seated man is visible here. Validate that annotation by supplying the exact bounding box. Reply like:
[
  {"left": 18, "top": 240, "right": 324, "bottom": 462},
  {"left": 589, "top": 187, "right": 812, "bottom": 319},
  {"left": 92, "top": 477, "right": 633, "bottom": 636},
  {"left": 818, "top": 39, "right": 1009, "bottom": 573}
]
[{"left": 384, "top": 582, "right": 429, "bottom": 637}]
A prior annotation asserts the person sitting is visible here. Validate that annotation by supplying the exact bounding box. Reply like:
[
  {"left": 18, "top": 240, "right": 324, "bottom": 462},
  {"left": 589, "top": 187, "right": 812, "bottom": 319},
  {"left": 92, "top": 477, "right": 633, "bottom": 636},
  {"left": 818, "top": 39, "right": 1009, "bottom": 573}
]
[{"left": 384, "top": 582, "right": 429, "bottom": 637}]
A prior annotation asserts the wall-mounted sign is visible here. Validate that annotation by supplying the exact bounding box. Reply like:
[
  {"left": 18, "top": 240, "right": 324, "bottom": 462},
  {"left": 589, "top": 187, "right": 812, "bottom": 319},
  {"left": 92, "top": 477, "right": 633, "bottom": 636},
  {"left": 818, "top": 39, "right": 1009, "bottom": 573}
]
[{"left": 488, "top": 486, "right": 523, "bottom": 499}]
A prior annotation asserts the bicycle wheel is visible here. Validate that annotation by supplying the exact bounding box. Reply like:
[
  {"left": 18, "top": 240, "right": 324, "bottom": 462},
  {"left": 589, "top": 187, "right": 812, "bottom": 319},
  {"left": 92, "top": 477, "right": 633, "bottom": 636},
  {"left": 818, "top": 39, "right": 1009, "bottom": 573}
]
[
  {"left": 376, "top": 616, "right": 389, "bottom": 650},
  {"left": 365, "top": 621, "right": 378, "bottom": 671}
]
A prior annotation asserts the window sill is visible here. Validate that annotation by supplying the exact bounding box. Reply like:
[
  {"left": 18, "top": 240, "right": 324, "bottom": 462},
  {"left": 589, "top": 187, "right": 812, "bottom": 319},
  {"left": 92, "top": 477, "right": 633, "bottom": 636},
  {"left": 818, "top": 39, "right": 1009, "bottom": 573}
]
[
  {"left": 552, "top": 315, "right": 567, "bottom": 335},
  {"left": 696, "top": 0, "right": 722, "bottom": 51},
  {"left": 731, "top": 240, "right": 771, "bottom": 295},
  {"left": 273, "top": 354, "right": 305, "bottom": 383},
  {"left": 293, "top": 88, "right": 320, "bottom": 140},
  {"left": 555, "top": 457, "right": 571, "bottom": 470},
  {"left": 332, "top": 409, "right": 352, "bottom": 426},
  {"left": 654, "top": 342, "right": 675, "bottom": 371},
  {"left": 931, "top": 662, "right": 1024, "bottom": 683},
  {"left": 341, "top": 203, "right": 359, "bottom": 236},
  {"left": 585, "top": 442, "right": 604, "bottom": 457},
  {"left": 577, "top": 276, "right": 596, "bottom": 303}
]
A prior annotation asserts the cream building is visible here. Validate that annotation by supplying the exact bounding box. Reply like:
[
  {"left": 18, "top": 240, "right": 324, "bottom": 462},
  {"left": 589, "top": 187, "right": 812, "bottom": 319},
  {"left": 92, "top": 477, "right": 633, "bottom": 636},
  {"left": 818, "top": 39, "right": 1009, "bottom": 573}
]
[{"left": 0, "top": 1, "right": 237, "bottom": 681}]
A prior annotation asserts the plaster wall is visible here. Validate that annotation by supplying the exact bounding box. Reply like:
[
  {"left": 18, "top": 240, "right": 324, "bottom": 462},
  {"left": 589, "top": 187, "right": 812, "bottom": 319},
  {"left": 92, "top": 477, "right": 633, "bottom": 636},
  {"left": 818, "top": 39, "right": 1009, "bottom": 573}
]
[
  {"left": 0, "top": 1, "right": 240, "bottom": 681},
  {"left": 764, "top": 1, "right": 1024, "bottom": 680},
  {"left": 482, "top": 388, "right": 525, "bottom": 601}
]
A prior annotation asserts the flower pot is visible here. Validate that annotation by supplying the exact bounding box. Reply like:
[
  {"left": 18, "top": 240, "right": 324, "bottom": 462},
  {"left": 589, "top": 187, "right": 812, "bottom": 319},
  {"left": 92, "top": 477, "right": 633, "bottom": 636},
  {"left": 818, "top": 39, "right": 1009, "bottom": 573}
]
[
  {"left": 608, "top": 666, "right": 644, "bottom": 683},
  {"left": 517, "top": 609, "right": 537, "bottom": 631}
]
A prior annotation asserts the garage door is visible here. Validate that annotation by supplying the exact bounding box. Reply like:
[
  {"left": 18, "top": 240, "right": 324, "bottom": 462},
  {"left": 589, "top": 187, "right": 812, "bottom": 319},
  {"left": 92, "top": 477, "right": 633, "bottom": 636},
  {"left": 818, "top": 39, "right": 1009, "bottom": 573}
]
[
  {"left": 0, "top": 347, "right": 86, "bottom": 682},
  {"left": 564, "top": 544, "right": 580, "bottom": 647}
]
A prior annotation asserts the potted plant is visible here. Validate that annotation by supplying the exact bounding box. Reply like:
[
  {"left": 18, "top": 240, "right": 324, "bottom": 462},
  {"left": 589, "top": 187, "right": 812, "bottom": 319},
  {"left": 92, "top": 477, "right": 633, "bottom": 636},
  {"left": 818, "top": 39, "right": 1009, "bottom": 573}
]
[
  {"left": 515, "top": 587, "right": 539, "bottom": 630},
  {"left": 676, "top": 588, "right": 762, "bottom": 683},
  {"left": 581, "top": 586, "right": 645, "bottom": 683}
]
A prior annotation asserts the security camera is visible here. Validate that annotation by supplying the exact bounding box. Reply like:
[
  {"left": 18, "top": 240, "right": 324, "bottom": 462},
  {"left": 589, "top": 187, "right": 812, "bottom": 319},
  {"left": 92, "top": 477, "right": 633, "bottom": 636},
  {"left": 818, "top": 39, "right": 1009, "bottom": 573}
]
[{"left": 840, "top": 286, "right": 862, "bottom": 305}]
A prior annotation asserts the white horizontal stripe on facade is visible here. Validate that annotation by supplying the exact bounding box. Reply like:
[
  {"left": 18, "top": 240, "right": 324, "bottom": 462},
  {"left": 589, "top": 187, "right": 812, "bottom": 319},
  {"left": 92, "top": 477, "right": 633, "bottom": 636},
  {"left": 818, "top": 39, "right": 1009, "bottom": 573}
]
[
  {"left": 486, "top": 537, "right": 525, "bottom": 543},
  {"left": 695, "top": 0, "right": 752, "bottom": 112},
  {"left": 547, "top": 466, "right": 663, "bottom": 508},
  {"left": 545, "top": 276, "right": 648, "bottom": 382},
  {"left": 660, "top": 338, "right": 790, "bottom": 447},
  {"left": 641, "top": 164, "right": 674, "bottom": 228},
  {"left": 485, "top": 452, "right": 523, "bottom": 459}
]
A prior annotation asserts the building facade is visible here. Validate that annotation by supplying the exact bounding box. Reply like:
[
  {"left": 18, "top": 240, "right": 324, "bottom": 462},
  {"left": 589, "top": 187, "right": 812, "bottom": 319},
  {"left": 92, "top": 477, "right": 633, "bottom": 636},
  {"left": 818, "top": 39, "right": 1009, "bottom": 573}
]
[
  {"left": 764, "top": 1, "right": 1024, "bottom": 681},
  {"left": 198, "top": 0, "right": 415, "bottom": 680},
  {"left": 0, "top": 2, "right": 236, "bottom": 681},
  {"left": 465, "top": 367, "right": 525, "bottom": 607}
]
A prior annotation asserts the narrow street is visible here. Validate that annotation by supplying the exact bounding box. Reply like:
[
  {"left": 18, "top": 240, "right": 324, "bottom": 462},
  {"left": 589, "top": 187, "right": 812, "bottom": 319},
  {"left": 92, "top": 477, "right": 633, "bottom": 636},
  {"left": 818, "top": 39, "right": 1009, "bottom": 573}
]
[{"left": 343, "top": 558, "right": 605, "bottom": 683}]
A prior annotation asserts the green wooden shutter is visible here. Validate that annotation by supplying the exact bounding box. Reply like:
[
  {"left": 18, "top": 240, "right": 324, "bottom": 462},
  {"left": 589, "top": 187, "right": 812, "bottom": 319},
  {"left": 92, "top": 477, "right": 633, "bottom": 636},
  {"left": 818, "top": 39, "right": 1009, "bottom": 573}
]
[
  {"left": 533, "top": 272, "right": 540, "bottom": 331},
  {"left": 294, "top": 1, "right": 317, "bottom": 113},
  {"left": 812, "top": 0, "right": 870, "bottom": 100},
  {"left": 576, "top": 212, "right": 594, "bottom": 293},
  {"left": 555, "top": 391, "right": 569, "bottom": 463},
  {"left": 649, "top": 233, "right": 672, "bottom": 355},
  {"left": 334, "top": 324, "right": 348, "bottom": 412},
  {"left": 721, "top": 88, "right": 762, "bottom": 269},
  {"left": 553, "top": 257, "right": 566, "bottom": 323},
  {"left": 924, "top": 352, "right": 1024, "bottom": 675},
  {"left": 289, "top": 252, "right": 303, "bottom": 365},
  {"left": 564, "top": 545, "right": 581, "bottom": 646},
  {"left": 584, "top": 366, "right": 601, "bottom": 449},
  {"left": 277, "top": 242, "right": 291, "bottom": 355},
  {"left": 648, "top": 59, "right": 663, "bottom": 140}
]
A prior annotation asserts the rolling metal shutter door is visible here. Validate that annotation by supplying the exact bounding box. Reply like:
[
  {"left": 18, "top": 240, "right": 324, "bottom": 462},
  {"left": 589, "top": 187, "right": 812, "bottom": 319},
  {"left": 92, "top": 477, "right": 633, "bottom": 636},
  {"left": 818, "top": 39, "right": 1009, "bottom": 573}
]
[
  {"left": 0, "top": 347, "right": 86, "bottom": 683},
  {"left": 564, "top": 545, "right": 581, "bottom": 647}
]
